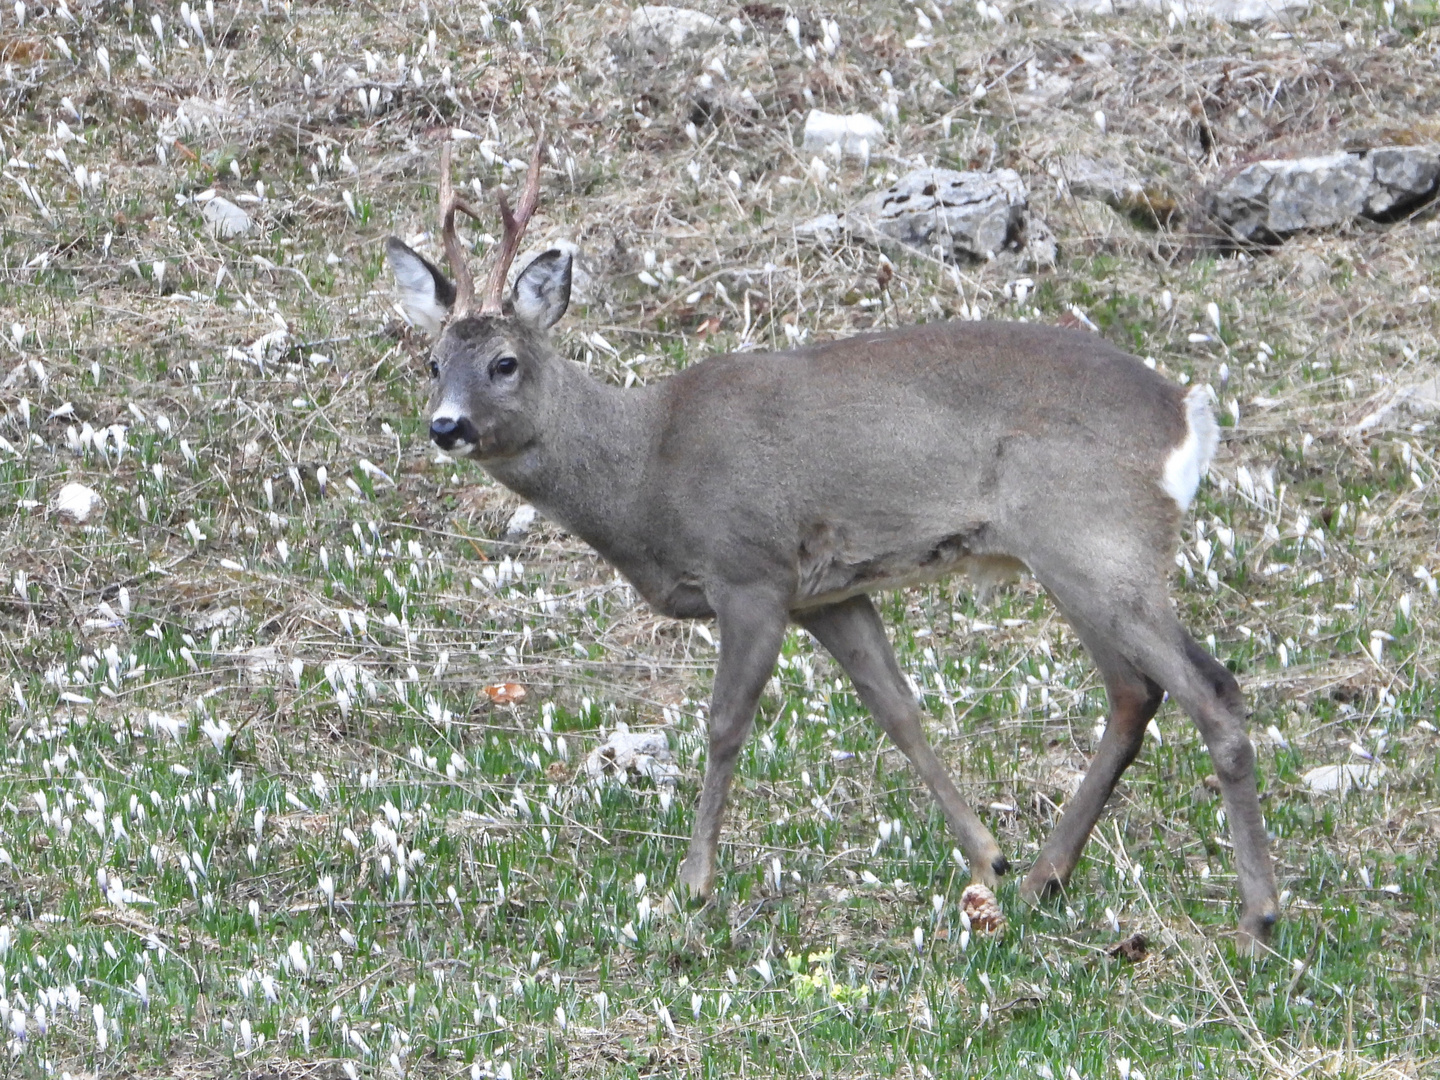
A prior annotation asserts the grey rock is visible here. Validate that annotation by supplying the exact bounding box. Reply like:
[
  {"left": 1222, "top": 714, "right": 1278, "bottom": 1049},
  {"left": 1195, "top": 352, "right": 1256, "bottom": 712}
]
[
  {"left": 1349, "top": 369, "right": 1440, "bottom": 434},
  {"left": 1210, "top": 146, "right": 1440, "bottom": 243},
  {"left": 1369, "top": 148, "right": 1440, "bottom": 214},
  {"left": 1052, "top": 155, "right": 1146, "bottom": 205},
  {"left": 202, "top": 195, "right": 252, "bottom": 238},
  {"left": 627, "top": 5, "right": 725, "bottom": 50},
  {"left": 1018, "top": 214, "right": 1059, "bottom": 270},
  {"left": 818, "top": 168, "right": 1029, "bottom": 263},
  {"left": 584, "top": 729, "right": 680, "bottom": 785},
  {"left": 51, "top": 481, "right": 103, "bottom": 524},
  {"left": 1051, "top": 156, "right": 1179, "bottom": 227},
  {"left": 1292, "top": 251, "right": 1329, "bottom": 288},
  {"left": 792, "top": 213, "right": 843, "bottom": 244},
  {"left": 193, "top": 605, "right": 243, "bottom": 631},
  {"left": 1054, "top": 156, "right": 1175, "bottom": 228},
  {"left": 235, "top": 645, "right": 285, "bottom": 685},
  {"left": 504, "top": 503, "right": 537, "bottom": 538},
  {"left": 1055, "top": 0, "right": 1306, "bottom": 23}
]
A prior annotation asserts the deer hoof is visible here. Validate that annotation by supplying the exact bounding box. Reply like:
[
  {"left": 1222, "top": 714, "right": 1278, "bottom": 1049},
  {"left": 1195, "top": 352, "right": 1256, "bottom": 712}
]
[
  {"left": 676, "top": 857, "right": 715, "bottom": 903},
  {"left": 1019, "top": 863, "right": 1066, "bottom": 904},
  {"left": 1236, "top": 908, "right": 1279, "bottom": 954}
]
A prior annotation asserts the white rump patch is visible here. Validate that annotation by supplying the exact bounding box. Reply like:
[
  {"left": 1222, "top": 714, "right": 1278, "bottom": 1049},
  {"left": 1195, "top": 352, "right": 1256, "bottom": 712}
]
[{"left": 1162, "top": 386, "right": 1220, "bottom": 511}]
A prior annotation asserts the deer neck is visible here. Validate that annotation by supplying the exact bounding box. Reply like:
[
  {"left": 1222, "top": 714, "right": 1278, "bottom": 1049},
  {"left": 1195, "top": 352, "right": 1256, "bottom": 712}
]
[{"left": 482, "top": 358, "right": 655, "bottom": 561}]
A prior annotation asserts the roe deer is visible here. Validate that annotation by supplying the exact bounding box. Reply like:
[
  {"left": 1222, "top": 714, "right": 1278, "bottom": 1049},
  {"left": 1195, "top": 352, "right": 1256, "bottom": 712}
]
[{"left": 385, "top": 138, "right": 1280, "bottom": 947}]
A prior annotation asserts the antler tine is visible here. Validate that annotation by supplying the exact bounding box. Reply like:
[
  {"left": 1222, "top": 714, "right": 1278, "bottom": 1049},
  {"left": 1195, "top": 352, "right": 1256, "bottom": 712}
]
[
  {"left": 479, "top": 125, "right": 546, "bottom": 316},
  {"left": 439, "top": 140, "right": 482, "bottom": 317}
]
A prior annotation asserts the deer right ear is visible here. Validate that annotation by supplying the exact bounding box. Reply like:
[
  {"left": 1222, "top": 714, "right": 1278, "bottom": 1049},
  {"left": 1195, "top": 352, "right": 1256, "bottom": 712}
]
[
  {"left": 385, "top": 237, "right": 457, "bottom": 335},
  {"left": 512, "top": 248, "right": 573, "bottom": 330}
]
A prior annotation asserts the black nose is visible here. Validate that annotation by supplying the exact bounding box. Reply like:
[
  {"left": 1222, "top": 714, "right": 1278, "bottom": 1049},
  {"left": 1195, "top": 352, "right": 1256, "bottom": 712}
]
[{"left": 430, "top": 416, "right": 478, "bottom": 451}]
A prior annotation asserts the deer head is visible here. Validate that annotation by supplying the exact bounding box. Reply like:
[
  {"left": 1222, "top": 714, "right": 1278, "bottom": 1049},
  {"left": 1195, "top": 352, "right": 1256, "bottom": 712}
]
[{"left": 385, "top": 134, "right": 573, "bottom": 460}]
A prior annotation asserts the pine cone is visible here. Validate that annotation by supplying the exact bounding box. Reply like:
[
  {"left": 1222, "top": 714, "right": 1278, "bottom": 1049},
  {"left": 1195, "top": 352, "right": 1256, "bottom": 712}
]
[{"left": 960, "top": 883, "right": 1006, "bottom": 935}]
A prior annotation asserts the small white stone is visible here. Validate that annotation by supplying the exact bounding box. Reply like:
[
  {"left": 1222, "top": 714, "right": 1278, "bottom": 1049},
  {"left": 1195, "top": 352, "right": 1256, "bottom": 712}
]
[
  {"left": 801, "top": 110, "right": 885, "bottom": 159},
  {"left": 505, "top": 503, "right": 537, "bottom": 538},
  {"left": 51, "top": 482, "right": 102, "bottom": 523},
  {"left": 1302, "top": 763, "right": 1383, "bottom": 794},
  {"left": 202, "top": 195, "right": 252, "bottom": 237}
]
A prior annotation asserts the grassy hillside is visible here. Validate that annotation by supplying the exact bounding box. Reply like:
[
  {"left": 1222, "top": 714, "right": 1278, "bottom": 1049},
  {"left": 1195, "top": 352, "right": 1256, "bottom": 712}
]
[{"left": 0, "top": 0, "right": 1437, "bottom": 1075}]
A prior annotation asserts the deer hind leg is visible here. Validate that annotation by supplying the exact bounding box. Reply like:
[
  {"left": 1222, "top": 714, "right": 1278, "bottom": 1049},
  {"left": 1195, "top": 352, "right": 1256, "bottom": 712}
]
[
  {"left": 1160, "top": 633, "right": 1280, "bottom": 948},
  {"left": 1021, "top": 634, "right": 1164, "bottom": 903},
  {"left": 1029, "top": 564, "right": 1280, "bottom": 946},
  {"left": 677, "top": 588, "right": 788, "bottom": 901},
  {"left": 798, "top": 594, "right": 1009, "bottom": 886}
]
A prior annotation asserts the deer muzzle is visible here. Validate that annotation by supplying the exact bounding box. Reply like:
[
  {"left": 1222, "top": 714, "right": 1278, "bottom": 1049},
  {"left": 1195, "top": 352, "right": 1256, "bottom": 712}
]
[{"left": 429, "top": 414, "right": 480, "bottom": 454}]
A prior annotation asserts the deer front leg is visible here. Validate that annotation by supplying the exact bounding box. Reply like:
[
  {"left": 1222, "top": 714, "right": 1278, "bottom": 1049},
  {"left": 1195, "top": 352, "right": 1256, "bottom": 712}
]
[
  {"left": 798, "top": 594, "right": 1009, "bottom": 886},
  {"left": 677, "top": 589, "right": 789, "bottom": 901}
]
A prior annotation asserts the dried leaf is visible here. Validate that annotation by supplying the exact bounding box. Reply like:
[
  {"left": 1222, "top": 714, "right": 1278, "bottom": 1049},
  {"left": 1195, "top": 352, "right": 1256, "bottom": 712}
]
[
  {"left": 1106, "top": 932, "right": 1148, "bottom": 962},
  {"left": 483, "top": 682, "right": 527, "bottom": 704}
]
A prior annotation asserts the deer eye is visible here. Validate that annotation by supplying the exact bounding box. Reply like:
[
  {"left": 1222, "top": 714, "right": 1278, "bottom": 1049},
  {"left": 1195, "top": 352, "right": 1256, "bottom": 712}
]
[
  {"left": 428, "top": 358, "right": 440, "bottom": 378},
  {"left": 491, "top": 356, "right": 519, "bottom": 378}
]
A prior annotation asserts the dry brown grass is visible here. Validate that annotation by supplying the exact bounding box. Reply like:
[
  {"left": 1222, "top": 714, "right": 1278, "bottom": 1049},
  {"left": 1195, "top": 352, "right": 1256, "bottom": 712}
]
[{"left": 1, "top": 0, "right": 1438, "bottom": 1076}]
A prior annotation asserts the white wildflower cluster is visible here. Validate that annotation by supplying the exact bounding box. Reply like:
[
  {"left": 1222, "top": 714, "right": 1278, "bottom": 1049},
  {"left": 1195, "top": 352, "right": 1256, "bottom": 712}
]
[
  {"left": 0, "top": 922, "right": 107, "bottom": 1059},
  {"left": 36, "top": 641, "right": 145, "bottom": 707}
]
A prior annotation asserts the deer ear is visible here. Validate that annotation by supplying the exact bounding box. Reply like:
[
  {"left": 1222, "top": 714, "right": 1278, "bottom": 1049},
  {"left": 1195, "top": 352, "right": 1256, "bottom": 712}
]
[
  {"left": 512, "top": 249, "right": 572, "bottom": 330},
  {"left": 385, "top": 237, "right": 456, "bottom": 335}
]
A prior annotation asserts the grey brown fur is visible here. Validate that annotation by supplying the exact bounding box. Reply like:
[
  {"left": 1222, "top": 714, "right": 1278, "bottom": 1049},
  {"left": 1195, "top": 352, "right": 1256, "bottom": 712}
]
[{"left": 386, "top": 226, "right": 1280, "bottom": 948}]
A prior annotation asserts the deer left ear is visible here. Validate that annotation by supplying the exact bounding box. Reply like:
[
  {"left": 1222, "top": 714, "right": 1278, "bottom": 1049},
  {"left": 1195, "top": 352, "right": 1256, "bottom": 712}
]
[
  {"left": 512, "top": 249, "right": 572, "bottom": 330},
  {"left": 386, "top": 237, "right": 456, "bottom": 335}
]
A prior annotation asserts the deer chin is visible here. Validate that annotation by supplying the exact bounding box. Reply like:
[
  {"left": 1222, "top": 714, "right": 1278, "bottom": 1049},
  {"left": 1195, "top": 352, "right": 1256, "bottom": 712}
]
[
  {"left": 430, "top": 430, "right": 497, "bottom": 461},
  {"left": 462, "top": 431, "right": 529, "bottom": 463},
  {"left": 433, "top": 442, "right": 476, "bottom": 461}
]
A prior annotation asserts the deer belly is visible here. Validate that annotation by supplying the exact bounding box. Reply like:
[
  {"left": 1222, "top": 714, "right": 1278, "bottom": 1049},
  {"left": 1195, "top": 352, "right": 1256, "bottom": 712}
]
[{"left": 793, "top": 522, "right": 1027, "bottom": 607}]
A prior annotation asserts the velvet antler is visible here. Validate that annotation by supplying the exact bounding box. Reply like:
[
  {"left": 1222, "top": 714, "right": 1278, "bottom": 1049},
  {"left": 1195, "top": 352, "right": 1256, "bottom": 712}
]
[
  {"left": 478, "top": 126, "right": 546, "bottom": 316},
  {"left": 438, "top": 140, "right": 484, "bottom": 317}
]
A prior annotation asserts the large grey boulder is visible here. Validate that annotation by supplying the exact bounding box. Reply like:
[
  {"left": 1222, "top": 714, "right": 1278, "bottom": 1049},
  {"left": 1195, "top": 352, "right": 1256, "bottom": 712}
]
[
  {"left": 1052, "top": 155, "right": 1146, "bottom": 205},
  {"left": 800, "top": 168, "right": 1031, "bottom": 262},
  {"left": 855, "top": 168, "right": 1028, "bottom": 260},
  {"left": 627, "top": 5, "right": 726, "bottom": 50},
  {"left": 1210, "top": 147, "right": 1440, "bottom": 243}
]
